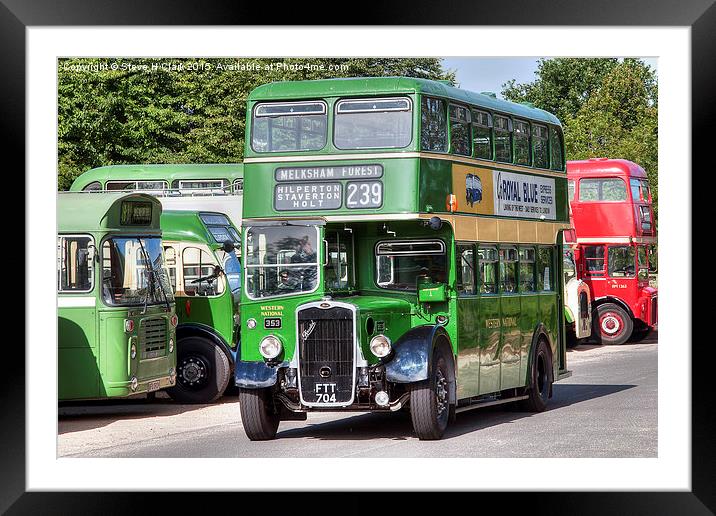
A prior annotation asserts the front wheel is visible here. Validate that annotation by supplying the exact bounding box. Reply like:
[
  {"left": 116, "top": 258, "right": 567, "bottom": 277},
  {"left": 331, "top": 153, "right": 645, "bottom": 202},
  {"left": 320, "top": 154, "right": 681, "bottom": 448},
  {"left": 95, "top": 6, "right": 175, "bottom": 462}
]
[
  {"left": 239, "top": 388, "right": 279, "bottom": 441},
  {"left": 521, "top": 339, "right": 553, "bottom": 412},
  {"left": 166, "top": 336, "right": 230, "bottom": 404},
  {"left": 593, "top": 303, "right": 633, "bottom": 345},
  {"left": 410, "top": 348, "right": 452, "bottom": 440}
]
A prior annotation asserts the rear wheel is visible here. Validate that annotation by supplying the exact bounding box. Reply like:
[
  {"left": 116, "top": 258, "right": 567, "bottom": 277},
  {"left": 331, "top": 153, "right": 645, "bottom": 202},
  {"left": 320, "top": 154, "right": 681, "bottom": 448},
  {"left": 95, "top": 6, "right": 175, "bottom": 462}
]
[
  {"left": 521, "top": 339, "right": 553, "bottom": 412},
  {"left": 166, "top": 336, "right": 230, "bottom": 404},
  {"left": 593, "top": 303, "right": 633, "bottom": 345},
  {"left": 239, "top": 388, "right": 279, "bottom": 441},
  {"left": 410, "top": 347, "right": 452, "bottom": 440}
]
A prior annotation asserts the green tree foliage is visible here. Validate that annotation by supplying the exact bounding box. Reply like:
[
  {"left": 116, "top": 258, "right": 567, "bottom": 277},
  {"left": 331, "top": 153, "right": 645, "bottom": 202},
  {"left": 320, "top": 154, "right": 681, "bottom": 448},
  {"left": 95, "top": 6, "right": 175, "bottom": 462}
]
[
  {"left": 58, "top": 58, "right": 455, "bottom": 190},
  {"left": 502, "top": 58, "right": 658, "bottom": 222}
]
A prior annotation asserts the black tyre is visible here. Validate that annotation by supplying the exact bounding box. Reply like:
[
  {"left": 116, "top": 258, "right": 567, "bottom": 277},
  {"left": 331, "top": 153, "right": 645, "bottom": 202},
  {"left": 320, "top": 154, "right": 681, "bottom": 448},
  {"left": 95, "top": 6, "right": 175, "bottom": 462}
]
[
  {"left": 166, "top": 336, "right": 230, "bottom": 404},
  {"left": 410, "top": 347, "right": 452, "bottom": 440},
  {"left": 593, "top": 303, "right": 633, "bottom": 345},
  {"left": 522, "top": 339, "right": 553, "bottom": 412},
  {"left": 239, "top": 388, "right": 279, "bottom": 441}
]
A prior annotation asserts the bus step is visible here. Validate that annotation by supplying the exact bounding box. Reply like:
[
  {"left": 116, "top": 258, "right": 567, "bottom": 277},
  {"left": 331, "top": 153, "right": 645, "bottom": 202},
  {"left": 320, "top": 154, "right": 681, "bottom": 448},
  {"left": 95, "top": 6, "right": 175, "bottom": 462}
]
[{"left": 455, "top": 394, "right": 529, "bottom": 414}]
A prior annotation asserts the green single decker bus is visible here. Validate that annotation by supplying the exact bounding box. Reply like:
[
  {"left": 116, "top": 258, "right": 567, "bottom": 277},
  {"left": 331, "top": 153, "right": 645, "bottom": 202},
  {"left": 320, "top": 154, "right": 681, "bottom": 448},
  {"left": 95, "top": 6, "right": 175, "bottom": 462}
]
[
  {"left": 160, "top": 210, "right": 242, "bottom": 403},
  {"left": 235, "top": 77, "right": 572, "bottom": 440},
  {"left": 58, "top": 192, "right": 177, "bottom": 400}
]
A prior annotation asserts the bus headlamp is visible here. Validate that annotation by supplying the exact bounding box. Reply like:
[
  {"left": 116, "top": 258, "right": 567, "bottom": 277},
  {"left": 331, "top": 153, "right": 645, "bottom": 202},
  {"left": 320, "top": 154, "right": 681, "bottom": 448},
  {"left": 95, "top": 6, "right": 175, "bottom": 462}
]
[
  {"left": 168, "top": 338, "right": 174, "bottom": 353},
  {"left": 130, "top": 376, "right": 138, "bottom": 392},
  {"left": 369, "top": 335, "right": 392, "bottom": 358},
  {"left": 130, "top": 342, "right": 137, "bottom": 359},
  {"left": 247, "top": 318, "right": 257, "bottom": 330},
  {"left": 259, "top": 335, "right": 282, "bottom": 360}
]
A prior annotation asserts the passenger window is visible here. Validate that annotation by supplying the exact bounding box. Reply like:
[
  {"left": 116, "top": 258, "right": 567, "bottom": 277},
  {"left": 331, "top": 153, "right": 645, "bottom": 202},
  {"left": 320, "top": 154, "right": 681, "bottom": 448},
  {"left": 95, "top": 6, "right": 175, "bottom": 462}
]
[
  {"left": 514, "top": 120, "right": 531, "bottom": 165},
  {"left": 494, "top": 115, "right": 512, "bottom": 163},
  {"left": 421, "top": 97, "right": 447, "bottom": 152},
  {"left": 478, "top": 247, "right": 498, "bottom": 294},
  {"left": 537, "top": 247, "right": 554, "bottom": 291},
  {"left": 499, "top": 247, "right": 518, "bottom": 293},
  {"left": 182, "top": 247, "right": 224, "bottom": 296},
  {"left": 583, "top": 245, "right": 605, "bottom": 276},
  {"left": 57, "top": 235, "right": 93, "bottom": 292},
  {"left": 550, "top": 126, "right": 564, "bottom": 170},
  {"left": 532, "top": 124, "right": 549, "bottom": 168},
  {"left": 519, "top": 247, "right": 536, "bottom": 292},
  {"left": 449, "top": 104, "right": 471, "bottom": 156},
  {"left": 455, "top": 244, "right": 476, "bottom": 295},
  {"left": 471, "top": 110, "right": 492, "bottom": 159},
  {"left": 608, "top": 246, "right": 636, "bottom": 278}
]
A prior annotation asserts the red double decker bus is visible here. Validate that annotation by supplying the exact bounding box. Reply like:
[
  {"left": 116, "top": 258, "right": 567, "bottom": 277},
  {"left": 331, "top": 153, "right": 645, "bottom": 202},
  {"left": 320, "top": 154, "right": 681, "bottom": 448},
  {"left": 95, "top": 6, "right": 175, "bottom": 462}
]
[{"left": 567, "top": 158, "right": 657, "bottom": 345}]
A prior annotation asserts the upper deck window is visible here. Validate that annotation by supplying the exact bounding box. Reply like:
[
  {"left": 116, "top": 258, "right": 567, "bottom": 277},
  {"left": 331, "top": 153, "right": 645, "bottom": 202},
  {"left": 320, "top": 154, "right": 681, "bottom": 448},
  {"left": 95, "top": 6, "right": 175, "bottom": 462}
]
[
  {"left": 176, "top": 179, "right": 227, "bottom": 194},
  {"left": 532, "top": 124, "right": 549, "bottom": 169},
  {"left": 251, "top": 101, "right": 327, "bottom": 153},
  {"left": 630, "top": 178, "right": 651, "bottom": 202},
  {"left": 472, "top": 110, "right": 492, "bottom": 160},
  {"left": 550, "top": 126, "right": 564, "bottom": 170},
  {"left": 449, "top": 104, "right": 471, "bottom": 156},
  {"left": 106, "top": 180, "right": 168, "bottom": 193},
  {"left": 421, "top": 97, "right": 447, "bottom": 152},
  {"left": 334, "top": 97, "right": 412, "bottom": 150},
  {"left": 579, "top": 178, "right": 627, "bottom": 202},
  {"left": 514, "top": 120, "right": 531, "bottom": 166},
  {"left": 494, "top": 115, "right": 513, "bottom": 163}
]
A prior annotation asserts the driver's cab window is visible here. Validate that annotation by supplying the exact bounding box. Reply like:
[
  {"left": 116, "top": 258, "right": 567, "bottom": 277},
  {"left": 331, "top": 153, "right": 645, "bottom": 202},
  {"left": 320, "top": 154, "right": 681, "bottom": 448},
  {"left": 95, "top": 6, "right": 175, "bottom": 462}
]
[
  {"left": 563, "top": 248, "right": 577, "bottom": 284},
  {"left": 608, "top": 245, "right": 636, "bottom": 278},
  {"left": 163, "top": 245, "right": 178, "bottom": 292},
  {"left": 325, "top": 230, "right": 354, "bottom": 291},
  {"left": 182, "top": 247, "right": 224, "bottom": 296}
]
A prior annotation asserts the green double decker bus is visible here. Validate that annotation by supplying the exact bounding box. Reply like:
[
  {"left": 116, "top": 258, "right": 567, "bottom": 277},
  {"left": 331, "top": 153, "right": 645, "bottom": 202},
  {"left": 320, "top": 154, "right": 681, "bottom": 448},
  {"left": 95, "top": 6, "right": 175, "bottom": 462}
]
[
  {"left": 235, "top": 77, "right": 571, "bottom": 440},
  {"left": 160, "top": 210, "right": 242, "bottom": 403},
  {"left": 58, "top": 192, "right": 177, "bottom": 400}
]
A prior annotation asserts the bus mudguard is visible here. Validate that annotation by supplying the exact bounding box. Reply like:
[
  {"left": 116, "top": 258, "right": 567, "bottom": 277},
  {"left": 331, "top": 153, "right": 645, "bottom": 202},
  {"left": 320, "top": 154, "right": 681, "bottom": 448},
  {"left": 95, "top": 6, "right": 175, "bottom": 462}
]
[
  {"left": 234, "top": 360, "right": 289, "bottom": 388},
  {"left": 385, "top": 325, "right": 451, "bottom": 384},
  {"left": 176, "top": 323, "right": 235, "bottom": 367}
]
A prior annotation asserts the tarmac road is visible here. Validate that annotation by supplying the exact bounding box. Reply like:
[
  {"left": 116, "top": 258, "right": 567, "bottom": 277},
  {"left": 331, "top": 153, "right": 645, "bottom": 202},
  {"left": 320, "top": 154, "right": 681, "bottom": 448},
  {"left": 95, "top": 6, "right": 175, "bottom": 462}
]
[{"left": 58, "top": 334, "right": 657, "bottom": 458}]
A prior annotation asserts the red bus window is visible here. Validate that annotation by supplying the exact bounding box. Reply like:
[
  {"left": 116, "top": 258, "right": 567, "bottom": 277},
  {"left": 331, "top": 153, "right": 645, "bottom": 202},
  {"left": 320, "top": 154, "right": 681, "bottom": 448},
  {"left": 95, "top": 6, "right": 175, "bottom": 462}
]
[
  {"left": 583, "top": 245, "right": 605, "bottom": 276},
  {"left": 607, "top": 246, "right": 636, "bottom": 278}
]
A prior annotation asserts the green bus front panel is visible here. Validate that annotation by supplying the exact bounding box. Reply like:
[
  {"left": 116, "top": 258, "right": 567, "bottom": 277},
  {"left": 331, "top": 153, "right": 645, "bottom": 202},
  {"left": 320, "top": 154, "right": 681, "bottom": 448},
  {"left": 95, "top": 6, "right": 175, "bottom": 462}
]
[
  {"left": 58, "top": 306, "right": 99, "bottom": 400},
  {"left": 176, "top": 292, "right": 236, "bottom": 347}
]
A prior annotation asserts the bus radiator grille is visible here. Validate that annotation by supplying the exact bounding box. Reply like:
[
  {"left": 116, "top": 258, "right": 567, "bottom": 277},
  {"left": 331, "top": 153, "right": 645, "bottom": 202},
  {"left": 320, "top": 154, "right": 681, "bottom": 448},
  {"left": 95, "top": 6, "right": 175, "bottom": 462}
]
[
  {"left": 297, "top": 306, "right": 354, "bottom": 405},
  {"left": 140, "top": 317, "right": 167, "bottom": 359}
]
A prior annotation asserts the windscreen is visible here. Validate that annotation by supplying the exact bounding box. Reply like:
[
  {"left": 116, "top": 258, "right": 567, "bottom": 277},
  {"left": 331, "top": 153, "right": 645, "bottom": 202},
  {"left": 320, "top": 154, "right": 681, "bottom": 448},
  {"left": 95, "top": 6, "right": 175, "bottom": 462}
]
[{"left": 244, "top": 225, "right": 320, "bottom": 299}]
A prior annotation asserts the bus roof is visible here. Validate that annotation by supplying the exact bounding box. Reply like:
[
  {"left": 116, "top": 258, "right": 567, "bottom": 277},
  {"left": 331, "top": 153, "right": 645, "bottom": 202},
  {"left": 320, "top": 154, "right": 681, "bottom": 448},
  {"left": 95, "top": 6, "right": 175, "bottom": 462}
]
[
  {"left": 160, "top": 210, "right": 240, "bottom": 246},
  {"left": 58, "top": 192, "right": 162, "bottom": 233},
  {"left": 69, "top": 163, "right": 244, "bottom": 191},
  {"left": 248, "top": 76, "right": 562, "bottom": 126},
  {"left": 567, "top": 158, "right": 647, "bottom": 179}
]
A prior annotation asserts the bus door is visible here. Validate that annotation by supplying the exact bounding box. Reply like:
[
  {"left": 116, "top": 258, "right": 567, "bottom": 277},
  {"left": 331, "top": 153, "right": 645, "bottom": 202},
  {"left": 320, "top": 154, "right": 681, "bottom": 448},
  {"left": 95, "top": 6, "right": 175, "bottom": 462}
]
[
  {"left": 477, "top": 246, "right": 501, "bottom": 394},
  {"left": 58, "top": 234, "right": 99, "bottom": 399},
  {"left": 455, "top": 243, "right": 480, "bottom": 399},
  {"left": 176, "top": 244, "right": 233, "bottom": 344},
  {"left": 498, "top": 247, "right": 522, "bottom": 389}
]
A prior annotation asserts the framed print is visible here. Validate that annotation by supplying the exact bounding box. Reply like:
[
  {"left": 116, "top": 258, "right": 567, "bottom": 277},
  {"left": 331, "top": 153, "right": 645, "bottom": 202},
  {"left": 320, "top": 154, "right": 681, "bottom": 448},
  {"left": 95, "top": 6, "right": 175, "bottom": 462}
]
[{"left": 5, "top": 0, "right": 712, "bottom": 512}]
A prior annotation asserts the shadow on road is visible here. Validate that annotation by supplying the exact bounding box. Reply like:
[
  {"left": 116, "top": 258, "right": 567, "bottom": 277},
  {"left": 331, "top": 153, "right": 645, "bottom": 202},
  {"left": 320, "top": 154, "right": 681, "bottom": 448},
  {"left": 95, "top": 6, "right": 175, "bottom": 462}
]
[
  {"left": 58, "top": 392, "right": 240, "bottom": 434},
  {"left": 276, "top": 383, "right": 636, "bottom": 441}
]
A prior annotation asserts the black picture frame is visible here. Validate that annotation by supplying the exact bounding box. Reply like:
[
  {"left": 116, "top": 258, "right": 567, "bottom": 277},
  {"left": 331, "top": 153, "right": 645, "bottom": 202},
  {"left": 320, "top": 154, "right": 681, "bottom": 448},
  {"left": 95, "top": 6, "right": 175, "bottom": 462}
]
[{"left": 5, "top": 0, "right": 710, "bottom": 513}]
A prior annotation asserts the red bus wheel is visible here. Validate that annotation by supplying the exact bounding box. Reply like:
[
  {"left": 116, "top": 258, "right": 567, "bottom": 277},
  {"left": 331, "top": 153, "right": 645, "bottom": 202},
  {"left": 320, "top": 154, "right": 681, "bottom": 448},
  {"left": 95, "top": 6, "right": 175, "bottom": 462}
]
[{"left": 593, "top": 303, "right": 633, "bottom": 345}]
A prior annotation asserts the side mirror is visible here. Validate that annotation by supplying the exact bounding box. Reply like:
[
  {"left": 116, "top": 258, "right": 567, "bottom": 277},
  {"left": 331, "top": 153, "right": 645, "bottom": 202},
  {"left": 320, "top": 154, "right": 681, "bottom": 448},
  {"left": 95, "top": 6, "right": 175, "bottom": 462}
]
[{"left": 222, "top": 240, "right": 235, "bottom": 253}]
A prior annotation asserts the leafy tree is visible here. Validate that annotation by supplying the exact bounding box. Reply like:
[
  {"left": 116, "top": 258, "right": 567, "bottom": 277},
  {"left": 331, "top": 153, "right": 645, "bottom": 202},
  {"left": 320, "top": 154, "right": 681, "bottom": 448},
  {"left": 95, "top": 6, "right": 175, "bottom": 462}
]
[
  {"left": 502, "top": 58, "right": 658, "bottom": 223},
  {"left": 57, "top": 58, "right": 455, "bottom": 190}
]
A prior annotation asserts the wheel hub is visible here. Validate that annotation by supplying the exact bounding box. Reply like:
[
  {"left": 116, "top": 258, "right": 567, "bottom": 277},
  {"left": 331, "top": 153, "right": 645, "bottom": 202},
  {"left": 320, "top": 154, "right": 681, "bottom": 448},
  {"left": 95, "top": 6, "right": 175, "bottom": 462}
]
[
  {"left": 435, "top": 369, "right": 448, "bottom": 416},
  {"left": 601, "top": 314, "right": 622, "bottom": 335},
  {"left": 178, "top": 356, "right": 207, "bottom": 387}
]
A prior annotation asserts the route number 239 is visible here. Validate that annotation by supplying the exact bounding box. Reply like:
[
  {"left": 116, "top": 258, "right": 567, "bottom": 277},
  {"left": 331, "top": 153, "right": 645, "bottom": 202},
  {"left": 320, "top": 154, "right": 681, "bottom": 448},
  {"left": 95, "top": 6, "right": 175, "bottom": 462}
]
[{"left": 346, "top": 181, "right": 382, "bottom": 209}]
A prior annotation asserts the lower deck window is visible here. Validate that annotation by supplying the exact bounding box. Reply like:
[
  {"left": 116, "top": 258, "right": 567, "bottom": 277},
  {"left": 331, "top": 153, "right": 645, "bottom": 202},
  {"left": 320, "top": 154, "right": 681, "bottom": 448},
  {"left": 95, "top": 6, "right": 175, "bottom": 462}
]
[
  {"left": 58, "top": 235, "right": 93, "bottom": 292},
  {"left": 376, "top": 240, "right": 446, "bottom": 291}
]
